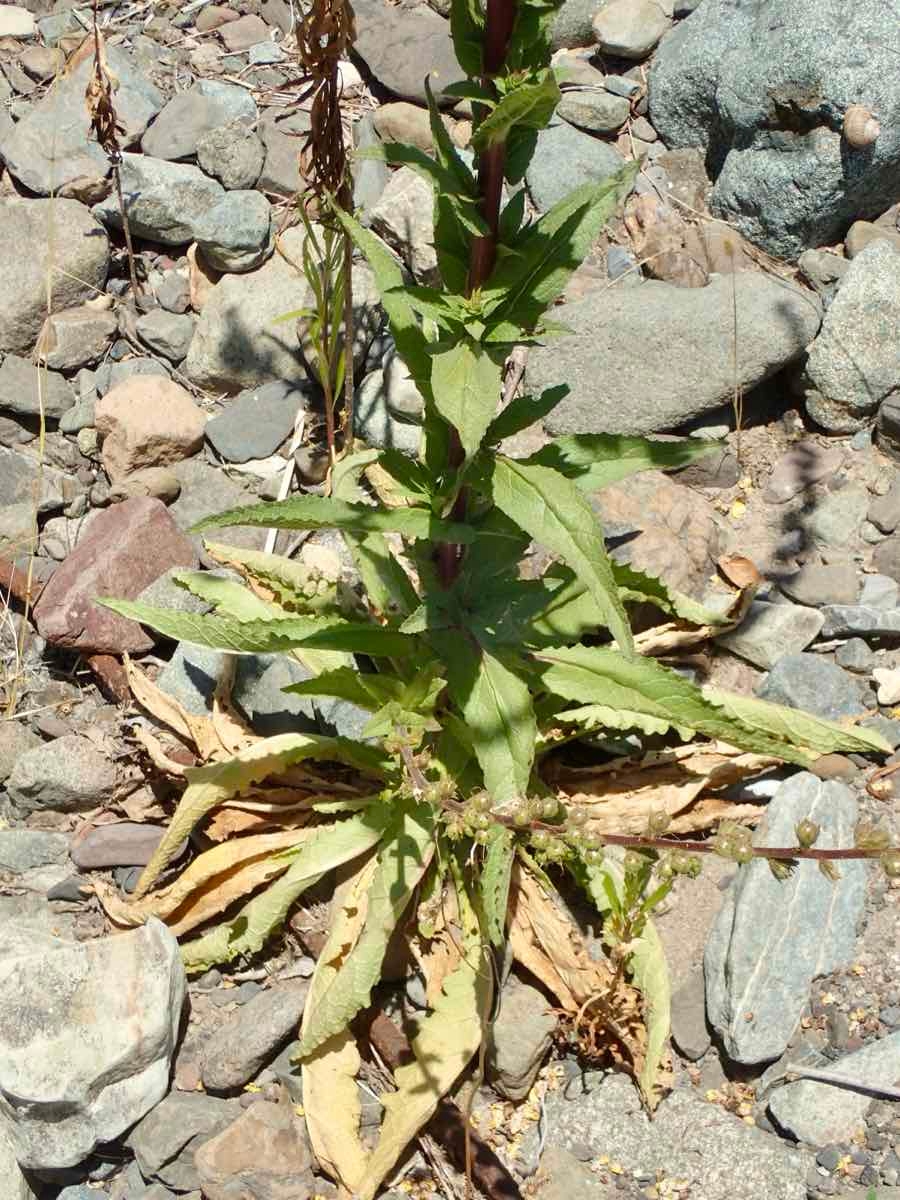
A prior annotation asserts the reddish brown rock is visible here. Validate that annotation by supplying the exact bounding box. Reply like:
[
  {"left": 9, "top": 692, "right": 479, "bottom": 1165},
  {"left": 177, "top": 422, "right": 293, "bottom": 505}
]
[
  {"left": 194, "top": 1100, "right": 315, "bottom": 1200},
  {"left": 95, "top": 377, "right": 206, "bottom": 482},
  {"left": 33, "top": 496, "right": 197, "bottom": 653}
]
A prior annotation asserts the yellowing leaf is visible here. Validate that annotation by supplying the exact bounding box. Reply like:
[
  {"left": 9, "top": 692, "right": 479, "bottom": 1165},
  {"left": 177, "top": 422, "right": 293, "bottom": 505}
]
[
  {"left": 302, "top": 858, "right": 378, "bottom": 1194},
  {"left": 359, "top": 884, "right": 491, "bottom": 1200}
]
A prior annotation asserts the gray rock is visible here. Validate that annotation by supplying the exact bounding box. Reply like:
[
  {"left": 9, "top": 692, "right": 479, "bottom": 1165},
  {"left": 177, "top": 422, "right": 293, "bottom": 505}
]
[
  {"left": 6, "top": 733, "right": 118, "bottom": 814},
  {"left": 834, "top": 638, "right": 874, "bottom": 673},
  {"left": 846, "top": 220, "right": 900, "bottom": 259},
  {"left": 757, "top": 653, "right": 866, "bottom": 721},
  {"left": 256, "top": 124, "right": 303, "bottom": 197},
  {"left": 93, "top": 155, "right": 225, "bottom": 246},
  {"left": 670, "top": 969, "right": 711, "bottom": 1061},
  {"left": 705, "top": 772, "right": 867, "bottom": 1065},
  {"left": 872, "top": 531, "right": 900, "bottom": 583},
  {"left": 531, "top": 1145, "right": 612, "bottom": 1199},
  {"left": 142, "top": 80, "right": 256, "bottom": 161},
  {"left": 0, "top": 45, "right": 163, "bottom": 196},
  {"left": 860, "top": 573, "right": 899, "bottom": 608},
  {"left": 169, "top": 457, "right": 266, "bottom": 554},
  {"left": 184, "top": 224, "right": 381, "bottom": 392},
  {"left": 805, "top": 242, "right": 900, "bottom": 431},
  {"left": 135, "top": 310, "right": 197, "bottom": 362},
  {"left": 99, "top": 356, "right": 172, "bottom": 395},
  {"left": 605, "top": 73, "right": 642, "bottom": 99},
  {"left": 157, "top": 642, "right": 227, "bottom": 714},
  {"left": 769, "top": 1033, "right": 900, "bottom": 1146},
  {"left": 529, "top": 273, "right": 820, "bottom": 436},
  {"left": 529, "top": 1072, "right": 809, "bottom": 1200},
  {"left": 552, "top": 0, "right": 605, "bottom": 49},
  {"left": 487, "top": 975, "right": 557, "bottom": 1101},
  {"left": 808, "top": 485, "right": 869, "bottom": 551},
  {"left": 128, "top": 1092, "right": 240, "bottom": 1192},
  {"left": 650, "top": 0, "right": 900, "bottom": 259},
  {"left": 526, "top": 119, "right": 628, "bottom": 211},
  {"left": 205, "top": 380, "right": 307, "bottom": 463},
  {"left": 0, "top": 830, "right": 68, "bottom": 874},
  {"left": 233, "top": 653, "right": 319, "bottom": 737},
  {"left": 38, "top": 307, "right": 118, "bottom": 372},
  {"left": 354, "top": 369, "right": 422, "bottom": 454},
  {"left": 0, "top": 723, "right": 41, "bottom": 784},
  {"left": 197, "top": 121, "right": 265, "bottom": 190},
  {"left": 0, "top": 446, "right": 78, "bottom": 514},
  {"left": 0, "top": 1122, "right": 35, "bottom": 1200},
  {"left": 0, "top": 354, "right": 76, "bottom": 420},
  {"left": 194, "top": 189, "right": 273, "bottom": 274},
  {"left": 370, "top": 167, "right": 438, "bottom": 281},
  {"left": 352, "top": 0, "right": 464, "bottom": 104},
  {"left": 200, "top": 980, "right": 310, "bottom": 1091},
  {"left": 593, "top": 0, "right": 671, "bottom": 59},
  {"left": 716, "top": 600, "right": 824, "bottom": 670},
  {"left": 137, "top": 567, "right": 211, "bottom": 615},
  {"left": 352, "top": 113, "right": 390, "bottom": 219},
  {"left": 798, "top": 249, "right": 850, "bottom": 300},
  {"left": 0, "top": 199, "right": 109, "bottom": 356},
  {"left": 763, "top": 442, "right": 843, "bottom": 503},
  {"left": 0, "top": 919, "right": 186, "bottom": 1169},
  {"left": 778, "top": 563, "right": 859, "bottom": 608},
  {"left": 558, "top": 90, "right": 630, "bottom": 134},
  {"left": 868, "top": 476, "right": 900, "bottom": 534},
  {"left": 155, "top": 270, "right": 191, "bottom": 315},
  {"left": 820, "top": 605, "right": 900, "bottom": 639},
  {"left": 70, "top": 822, "right": 168, "bottom": 870}
]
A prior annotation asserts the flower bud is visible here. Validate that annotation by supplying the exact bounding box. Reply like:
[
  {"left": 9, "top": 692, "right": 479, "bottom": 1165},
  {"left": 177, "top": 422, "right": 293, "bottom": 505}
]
[
  {"left": 881, "top": 849, "right": 900, "bottom": 879},
  {"left": 795, "top": 818, "right": 820, "bottom": 849},
  {"left": 855, "top": 820, "right": 891, "bottom": 851},
  {"left": 647, "top": 810, "right": 671, "bottom": 836}
]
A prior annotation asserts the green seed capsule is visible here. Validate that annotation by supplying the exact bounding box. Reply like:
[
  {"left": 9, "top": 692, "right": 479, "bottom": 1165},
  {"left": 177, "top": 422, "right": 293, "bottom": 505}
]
[
  {"left": 881, "top": 849, "right": 900, "bottom": 879},
  {"left": 795, "top": 818, "right": 820, "bottom": 849}
]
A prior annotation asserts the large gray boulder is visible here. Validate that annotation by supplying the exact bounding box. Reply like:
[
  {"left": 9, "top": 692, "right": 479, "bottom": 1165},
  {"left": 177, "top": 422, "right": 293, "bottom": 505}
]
[
  {"left": 0, "top": 44, "right": 163, "bottom": 197},
  {"left": 804, "top": 240, "right": 900, "bottom": 431},
  {"left": 705, "top": 772, "right": 867, "bottom": 1065},
  {"left": 0, "top": 199, "right": 109, "bottom": 356},
  {"left": 650, "top": 0, "right": 900, "bottom": 259},
  {"left": 527, "top": 272, "right": 820, "bottom": 435},
  {"left": 0, "top": 917, "right": 186, "bottom": 1170}
]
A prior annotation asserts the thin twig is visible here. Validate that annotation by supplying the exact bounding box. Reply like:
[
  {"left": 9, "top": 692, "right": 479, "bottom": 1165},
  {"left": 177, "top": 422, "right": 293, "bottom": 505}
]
[
  {"left": 784, "top": 1063, "right": 900, "bottom": 1102},
  {"left": 264, "top": 411, "right": 305, "bottom": 555}
]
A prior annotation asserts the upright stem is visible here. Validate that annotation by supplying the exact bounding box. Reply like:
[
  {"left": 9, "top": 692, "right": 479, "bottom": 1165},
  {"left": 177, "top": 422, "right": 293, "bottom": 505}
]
[{"left": 435, "top": 0, "right": 518, "bottom": 590}]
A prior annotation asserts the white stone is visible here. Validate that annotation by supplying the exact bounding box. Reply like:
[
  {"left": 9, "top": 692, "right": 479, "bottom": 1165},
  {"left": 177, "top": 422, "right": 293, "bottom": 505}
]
[
  {"left": 0, "top": 7, "right": 36, "bottom": 38},
  {"left": 873, "top": 666, "right": 900, "bottom": 706}
]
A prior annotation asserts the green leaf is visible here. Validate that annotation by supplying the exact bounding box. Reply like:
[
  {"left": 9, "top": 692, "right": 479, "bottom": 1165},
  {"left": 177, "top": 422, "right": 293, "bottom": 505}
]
[
  {"left": 486, "top": 385, "right": 569, "bottom": 443},
  {"left": 533, "top": 645, "right": 870, "bottom": 765},
  {"left": 425, "top": 76, "right": 475, "bottom": 194},
  {"left": 187, "top": 545, "right": 337, "bottom": 614},
  {"left": 298, "top": 798, "right": 436, "bottom": 1056},
  {"left": 283, "top": 667, "right": 403, "bottom": 709},
  {"left": 479, "top": 825, "right": 514, "bottom": 949},
  {"left": 134, "top": 733, "right": 390, "bottom": 899},
  {"left": 430, "top": 339, "right": 503, "bottom": 463},
  {"left": 471, "top": 69, "right": 561, "bottom": 151},
  {"left": 359, "top": 878, "right": 490, "bottom": 1200},
  {"left": 191, "top": 494, "right": 477, "bottom": 543},
  {"left": 181, "top": 810, "right": 388, "bottom": 972},
  {"left": 482, "top": 171, "right": 637, "bottom": 330},
  {"left": 486, "top": 455, "right": 634, "bottom": 654},
  {"left": 363, "top": 665, "right": 445, "bottom": 739},
  {"left": 173, "top": 569, "right": 283, "bottom": 620},
  {"left": 550, "top": 702, "right": 690, "bottom": 740},
  {"left": 449, "top": 0, "right": 484, "bottom": 76},
  {"left": 702, "top": 687, "right": 891, "bottom": 758},
  {"left": 611, "top": 560, "right": 730, "bottom": 628},
  {"left": 98, "top": 600, "right": 414, "bottom": 657},
  {"left": 527, "top": 434, "right": 718, "bottom": 491},
  {"left": 433, "top": 634, "right": 536, "bottom": 806},
  {"left": 332, "top": 208, "right": 431, "bottom": 398}
]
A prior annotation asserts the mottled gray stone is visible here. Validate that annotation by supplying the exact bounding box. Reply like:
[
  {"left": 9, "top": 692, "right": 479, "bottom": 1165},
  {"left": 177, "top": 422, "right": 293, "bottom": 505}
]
[
  {"left": 0, "top": 46, "right": 163, "bottom": 196},
  {"left": 135, "top": 309, "right": 196, "bottom": 362},
  {"left": 805, "top": 242, "right": 900, "bottom": 431},
  {"left": 233, "top": 653, "right": 319, "bottom": 737},
  {"left": 197, "top": 121, "right": 265, "bottom": 190},
  {"left": 807, "top": 485, "right": 869, "bottom": 551},
  {"left": 0, "top": 920, "right": 186, "bottom": 1169},
  {"left": 769, "top": 1032, "right": 900, "bottom": 1146},
  {"left": 705, "top": 772, "right": 867, "bottom": 1065},
  {"left": 650, "top": 0, "right": 900, "bottom": 259},
  {"left": 0, "top": 199, "right": 109, "bottom": 356},
  {"left": 0, "top": 720, "right": 41, "bottom": 784},
  {"left": 527, "top": 119, "right": 629, "bottom": 211},
  {"left": 716, "top": 600, "right": 824, "bottom": 670},
  {"left": 552, "top": 0, "right": 606, "bottom": 49},
  {"left": 558, "top": 90, "right": 630, "bottom": 134},
  {"left": 5, "top": 733, "right": 118, "bottom": 814},
  {"left": 93, "top": 155, "right": 225, "bottom": 246},
  {"left": 670, "top": 969, "right": 711, "bottom": 1061},
  {"left": 778, "top": 562, "right": 859, "bottom": 608},
  {"left": 0, "top": 355, "right": 75, "bottom": 420},
  {"left": 757, "top": 653, "right": 866, "bottom": 721},
  {"left": 529, "top": 274, "right": 820, "bottom": 435},
  {"left": 526, "top": 1073, "right": 809, "bottom": 1200},
  {"left": 156, "top": 643, "right": 227, "bottom": 714},
  {"left": 194, "top": 189, "right": 273, "bottom": 273},
  {"left": 200, "top": 980, "right": 310, "bottom": 1091},
  {"left": 352, "top": 0, "right": 464, "bottom": 104},
  {"left": 821, "top": 605, "right": 900, "bottom": 639},
  {"left": 593, "top": 0, "right": 670, "bottom": 59},
  {"left": 205, "top": 380, "right": 307, "bottom": 463},
  {"left": 355, "top": 369, "right": 422, "bottom": 456},
  {"left": 488, "top": 975, "right": 557, "bottom": 1100},
  {"left": 128, "top": 1092, "right": 240, "bottom": 1192},
  {"left": 0, "top": 1122, "right": 35, "bottom": 1200},
  {"left": 0, "top": 830, "right": 69, "bottom": 874},
  {"left": 141, "top": 80, "right": 256, "bottom": 161},
  {"left": 834, "top": 637, "right": 875, "bottom": 673}
]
